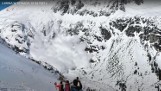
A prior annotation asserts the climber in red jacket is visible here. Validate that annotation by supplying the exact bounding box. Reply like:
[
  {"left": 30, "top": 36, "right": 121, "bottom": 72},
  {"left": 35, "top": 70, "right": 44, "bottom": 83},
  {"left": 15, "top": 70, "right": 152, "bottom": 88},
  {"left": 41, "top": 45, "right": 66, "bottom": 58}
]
[
  {"left": 65, "top": 80, "right": 70, "bottom": 91},
  {"left": 55, "top": 81, "right": 64, "bottom": 91}
]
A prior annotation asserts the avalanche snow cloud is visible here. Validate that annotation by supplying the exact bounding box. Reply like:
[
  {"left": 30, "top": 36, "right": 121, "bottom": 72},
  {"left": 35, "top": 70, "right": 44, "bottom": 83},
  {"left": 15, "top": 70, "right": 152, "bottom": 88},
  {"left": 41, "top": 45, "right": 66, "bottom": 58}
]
[{"left": 1, "top": 0, "right": 161, "bottom": 91}]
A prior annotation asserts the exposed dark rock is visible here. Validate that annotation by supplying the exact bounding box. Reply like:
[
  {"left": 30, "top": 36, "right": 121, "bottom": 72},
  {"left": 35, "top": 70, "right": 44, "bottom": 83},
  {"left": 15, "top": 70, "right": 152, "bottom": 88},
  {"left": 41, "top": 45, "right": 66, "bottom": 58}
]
[
  {"left": 154, "top": 43, "right": 161, "bottom": 51},
  {"left": 89, "top": 59, "right": 96, "bottom": 63},
  {"left": 11, "top": 29, "right": 17, "bottom": 32},
  {"left": 125, "top": 25, "right": 141, "bottom": 37},
  {"left": 116, "top": 80, "right": 127, "bottom": 91},
  {"left": 101, "top": 46, "right": 105, "bottom": 50},
  {"left": 59, "top": 0, "right": 69, "bottom": 14},
  {"left": 134, "top": 70, "right": 137, "bottom": 74},
  {"left": 71, "top": 0, "right": 76, "bottom": 5},
  {"left": 13, "top": 46, "right": 28, "bottom": 53},
  {"left": 76, "top": 0, "right": 84, "bottom": 10},
  {"left": 30, "top": 58, "right": 61, "bottom": 75},
  {"left": 67, "top": 22, "right": 83, "bottom": 35},
  {"left": 94, "top": 35, "right": 103, "bottom": 42},
  {"left": 67, "top": 28, "right": 79, "bottom": 35},
  {"left": 135, "top": 62, "right": 138, "bottom": 66},
  {"left": 52, "top": 32, "right": 56, "bottom": 39},
  {"left": 85, "top": 46, "right": 98, "bottom": 53},
  {"left": 52, "top": 0, "right": 143, "bottom": 17},
  {"left": 159, "top": 69, "right": 161, "bottom": 80},
  {"left": 100, "top": 26, "right": 111, "bottom": 40},
  {"left": 119, "top": 0, "right": 143, "bottom": 5},
  {"left": 110, "top": 18, "right": 129, "bottom": 32},
  {"left": 147, "top": 53, "right": 152, "bottom": 62},
  {"left": 110, "top": 17, "right": 161, "bottom": 52}
]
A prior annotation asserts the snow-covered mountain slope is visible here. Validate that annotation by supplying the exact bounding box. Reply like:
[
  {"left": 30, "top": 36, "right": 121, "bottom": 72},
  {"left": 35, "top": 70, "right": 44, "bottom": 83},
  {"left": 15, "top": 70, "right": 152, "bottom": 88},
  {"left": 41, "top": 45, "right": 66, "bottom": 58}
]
[
  {"left": 0, "top": 40, "right": 60, "bottom": 91},
  {"left": 0, "top": 1, "right": 91, "bottom": 73},
  {"left": 63, "top": 16, "right": 161, "bottom": 91},
  {"left": 1, "top": 0, "right": 161, "bottom": 91}
]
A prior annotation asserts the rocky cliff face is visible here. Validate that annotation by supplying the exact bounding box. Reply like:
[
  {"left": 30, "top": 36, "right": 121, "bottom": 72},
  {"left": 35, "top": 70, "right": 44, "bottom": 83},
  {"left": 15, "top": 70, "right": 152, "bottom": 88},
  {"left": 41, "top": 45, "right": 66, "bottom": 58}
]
[{"left": 52, "top": 0, "right": 143, "bottom": 16}]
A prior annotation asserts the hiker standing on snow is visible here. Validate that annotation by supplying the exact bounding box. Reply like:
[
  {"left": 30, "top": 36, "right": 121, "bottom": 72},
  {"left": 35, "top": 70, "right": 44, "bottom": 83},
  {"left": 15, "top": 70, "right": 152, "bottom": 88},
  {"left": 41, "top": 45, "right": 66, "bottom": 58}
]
[
  {"left": 71, "top": 79, "right": 79, "bottom": 91},
  {"left": 54, "top": 82, "right": 59, "bottom": 91},
  {"left": 65, "top": 80, "right": 70, "bottom": 91},
  {"left": 55, "top": 81, "right": 64, "bottom": 91},
  {"left": 76, "top": 77, "right": 83, "bottom": 91}
]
